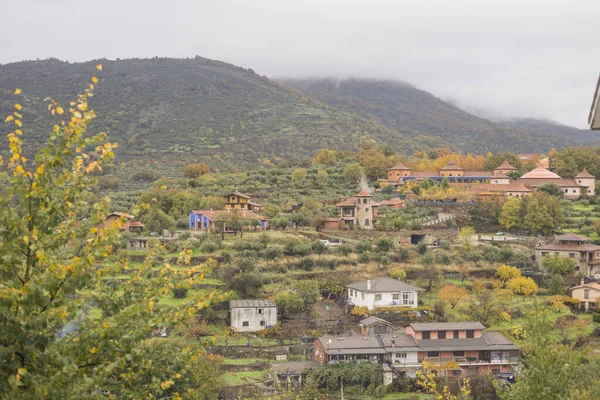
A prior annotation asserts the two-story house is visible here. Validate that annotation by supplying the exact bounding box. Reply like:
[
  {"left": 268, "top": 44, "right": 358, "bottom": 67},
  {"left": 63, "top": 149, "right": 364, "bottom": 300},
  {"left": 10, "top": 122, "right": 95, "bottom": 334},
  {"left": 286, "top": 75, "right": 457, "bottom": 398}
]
[
  {"left": 224, "top": 191, "right": 262, "bottom": 212},
  {"left": 336, "top": 189, "right": 378, "bottom": 229},
  {"left": 534, "top": 233, "right": 600, "bottom": 277},
  {"left": 189, "top": 191, "right": 268, "bottom": 232},
  {"left": 347, "top": 277, "right": 423, "bottom": 310},
  {"left": 229, "top": 299, "right": 277, "bottom": 332},
  {"left": 102, "top": 212, "right": 144, "bottom": 235}
]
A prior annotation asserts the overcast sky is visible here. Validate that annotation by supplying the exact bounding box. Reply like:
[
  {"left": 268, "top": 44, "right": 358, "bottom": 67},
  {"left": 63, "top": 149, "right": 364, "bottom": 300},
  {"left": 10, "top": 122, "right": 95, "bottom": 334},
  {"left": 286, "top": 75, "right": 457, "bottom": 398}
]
[{"left": 1, "top": 0, "right": 598, "bottom": 128}]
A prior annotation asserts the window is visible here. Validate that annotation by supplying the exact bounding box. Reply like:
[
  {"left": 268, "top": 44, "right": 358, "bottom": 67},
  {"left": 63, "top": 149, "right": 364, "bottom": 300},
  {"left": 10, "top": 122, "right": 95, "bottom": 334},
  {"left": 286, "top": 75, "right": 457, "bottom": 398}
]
[
  {"left": 396, "top": 352, "right": 407, "bottom": 358},
  {"left": 374, "top": 294, "right": 382, "bottom": 301},
  {"left": 365, "top": 207, "right": 369, "bottom": 212},
  {"left": 453, "top": 330, "right": 460, "bottom": 339},
  {"left": 579, "top": 180, "right": 582, "bottom": 183},
  {"left": 393, "top": 294, "right": 400, "bottom": 300},
  {"left": 492, "top": 368, "right": 501, "bottom": 375},
  {"left": 438, "top": 331, "right": 446, "bottom": 339},
  {"left": 584, "top": 290, "right": 590, "bottom": 299},
  {"left": 573, "top": 190, "right": 577, "bottom": 193},
  {"left": 564, "top": 189, "right": 568, "bottom": 193},
  {"left": 258, "top": 309, "right": 263, "bottom": 314},
  {"left": 426, "top": 351, "right": 439, "bottom": 358},
  {"left": 364, "top": 219, "right": 369, "bottom": 226},
  {"left": 363, "top": 199, "right": 367, "bottom": 204},
  {"left": 466, "top": 330, "right": 474, "bottom": 338},
  {"left": 452, "top": 370, "right": 461, "bottom": 376},
  {"left": 422, "top": 331, "right": 431, "bottom": 339},
  {"left": 242, "top": 321, "right": 249, "bottom": 327},
  {"left": 402, "top": 292, "right": 413, "bottom": 304},
  {"left": 361, "top": 293, "right": 365, "bottom": 300},
  {"left": 453, "top": 351, "right": 465, "bottom": 357},
  {"left": 374, "top": 325, "right": 387, "bottom": 334},
  {"left": 260, "top": 320, "right": 266, "bottom": 326},
  {"left": 541, "top": 252, "right": 548, "bottom": 257},
  {"left": 570, "top": 253, "right": 575, "bottom": 259}
]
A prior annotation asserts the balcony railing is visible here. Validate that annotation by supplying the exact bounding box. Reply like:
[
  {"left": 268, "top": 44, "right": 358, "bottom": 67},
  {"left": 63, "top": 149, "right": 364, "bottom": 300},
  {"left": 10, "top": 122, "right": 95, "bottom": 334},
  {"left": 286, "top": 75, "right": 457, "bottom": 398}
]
[
  {"left": 422, "top": 357, "right": 519, "bottom": 365},
  {"left": 374, "top": 301, "right": 415, "bottom": 307}
]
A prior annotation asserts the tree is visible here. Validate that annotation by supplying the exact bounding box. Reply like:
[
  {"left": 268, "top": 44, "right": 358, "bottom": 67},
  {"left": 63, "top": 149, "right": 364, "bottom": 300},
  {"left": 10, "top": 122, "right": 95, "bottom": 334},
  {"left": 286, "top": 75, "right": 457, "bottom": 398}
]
[
  {"left": 594, "top": 219, "right": 600, "bottom": 236},
  {"left": 389, "top": 268, "right": 407, "bottom": 281},
  {"left": 183, "top": 162, "right": 210, "bottom": 179},
  {"left": 420, "top": 264, "right": 441, "bottom": 291},
  {"left": 291, "top": 168, "right": 308, "bottom": 182},
  {"left": 376, "top": 236, "right": 395, "bottom": 252},
  {"left": 542, "top": 255, "right": 577, "bottom": 276},
  {"left": 343, "top": 162, "right": 364, "bottom": 183},
  {"left": 312, "top": 149, "right": 338, "bottom": 165},
  {"left": 295, "top": 280, "right": 320, "bottom": 321},
  {"left": 498, "top": 197, "right": 522, "bottom": 231},
  {"left": 495, "top": 265, "right": 522, "bottom": 282},
  {"left": 316, "top": 169, "right": 329, "bottom": 182},
  {"left": 274, "top": 292, "right": 302, "bottom": 319},
  {"left": 358, "top": 146, "right": 389, "bottom": 180},
  {"left": 522, "top": 192, "right": 563, "bottom": 235},
  {"left": 438, "top": 285, "right": 470, "bottom": 309},
  {"left": 458, "top": 227, "right": 474, "bottom": 246},
  {"left": 537, "top": 183, "right": 563, "bottom": 198},
  {"left": 507, "top": 276, "right": 538, "bottom": 297},
  {"left": 0, "top": 75, "right": 217, "bottom": 397}
]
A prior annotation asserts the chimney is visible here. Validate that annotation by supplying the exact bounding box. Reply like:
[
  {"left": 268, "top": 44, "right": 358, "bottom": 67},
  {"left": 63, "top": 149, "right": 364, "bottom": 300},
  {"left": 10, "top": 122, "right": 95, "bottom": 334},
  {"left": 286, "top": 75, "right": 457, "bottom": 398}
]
[
  {"left": 581, "top": 278, "right": 585, "bottom": 286},
  {"left": 391, "top": 340, "right": 396, "bottom": 348},
  {"left": 367, "top": 280, "right": 371, "bottom": 291}
]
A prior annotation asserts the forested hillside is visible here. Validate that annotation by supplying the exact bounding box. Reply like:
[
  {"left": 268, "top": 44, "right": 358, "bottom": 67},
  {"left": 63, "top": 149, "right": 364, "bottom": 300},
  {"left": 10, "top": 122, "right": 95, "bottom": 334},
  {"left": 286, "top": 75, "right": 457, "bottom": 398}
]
[
  {"left": 280, "top": 78, "right": 598, "bottom": 153},
  {"left": 1, "top": 58, "right": 596, "bottom": 170}
]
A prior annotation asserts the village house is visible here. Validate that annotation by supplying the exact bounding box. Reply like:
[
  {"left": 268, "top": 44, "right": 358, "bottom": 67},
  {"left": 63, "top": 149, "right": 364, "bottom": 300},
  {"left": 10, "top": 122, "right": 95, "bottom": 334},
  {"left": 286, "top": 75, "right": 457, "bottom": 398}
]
[
  {"left": 336, "top": 189, "right": 378, "bottom": 229},
  {"left": 347, "top": 277, "right": 423, "bottom": 310},
  {"left": 102, "top": 212, "right": 145, "bottom": 235},
  {"left": 189, "top": 192, "right": 268, "bottom": 232},
  {"left": 360, "top": 316, "right": 394, "bottom": 336},
  {"left": 385, "top": 161, "right": 595, "bottom": 200},
  {"left": 229, "top": 299, "right": 277, "bottom": 332},
  {"left": 534, "top": 233, "right": 600, "bottom": 277},
  {"left": 270, "top": 361, "right": 319, "bottom": 391},
  {"left": 571, "top": 280, "right": 600, "bottom": 311},
  {"left": 314, "top": 320, "right": 520, "bottom": 380}
]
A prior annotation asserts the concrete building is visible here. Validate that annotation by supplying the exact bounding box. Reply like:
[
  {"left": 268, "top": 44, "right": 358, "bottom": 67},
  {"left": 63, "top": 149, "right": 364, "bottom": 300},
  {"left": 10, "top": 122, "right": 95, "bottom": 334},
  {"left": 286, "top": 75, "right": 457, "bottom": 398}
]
[
  {"left": 347, "top": 277, "right": 423, "bottom": 310},
  {"left": 534, "top": 233, "right": 600, "bottom": 277},
  {"left": 229, "top": 299, "right": 277, "bottom": 332},
  {"left": 571, "top": 280, "right": 600, "bottom": 311},
  {"left": 360, "top": 316, "right": 394, "bottom": 336}
]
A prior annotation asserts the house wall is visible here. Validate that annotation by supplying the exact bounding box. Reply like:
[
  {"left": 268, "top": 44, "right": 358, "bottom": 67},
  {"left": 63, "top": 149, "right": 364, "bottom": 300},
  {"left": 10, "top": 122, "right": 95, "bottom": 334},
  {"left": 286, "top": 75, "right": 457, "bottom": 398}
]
[
  {"left": 313, "top": 339, "right": 326, "bottom": 365},
  {"left": 322, "top": 220, "right": 342, "bottom": 230},
  {"left": 406, "top": 328, "right": 482, "bottom": 340},
  {"left": 388, "top": 170, "right": 411, "bottom": 180},
  {"left": 334, "top": 227, "right": 458, "bottom": 245},
  {"left": 577, "top": 177, "right": 595, "bottom": 196},
  {"left": 440, "top": 170, "right": 463, "bottom": 177},
  {"left": 389, "top": 351, "right": 419, "bottom": 366},
  {"left": 571, "top": 287, "right": 600, "bottom": 310},
  {"left": 534, "top": 248, "right": 596, "bottom": 271},
  {"left": 230, "top": 306, "right": 277, "bottom": 332},
  {"left": 348, "top": 289, "right": 418, "bottom": 310},
  {"left": 355, "top": 197, "right": 374, "bottom": 229}
]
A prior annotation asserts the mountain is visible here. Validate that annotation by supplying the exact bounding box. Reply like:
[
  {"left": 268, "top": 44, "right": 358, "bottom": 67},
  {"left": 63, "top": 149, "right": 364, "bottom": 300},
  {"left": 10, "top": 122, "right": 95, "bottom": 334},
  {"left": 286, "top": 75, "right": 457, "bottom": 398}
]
[
  {"left": 279, "top": 78, "right": 599, "bottom": 154},
  {"left": 0, "top": 58, "right": 596, "bottom": 169}
]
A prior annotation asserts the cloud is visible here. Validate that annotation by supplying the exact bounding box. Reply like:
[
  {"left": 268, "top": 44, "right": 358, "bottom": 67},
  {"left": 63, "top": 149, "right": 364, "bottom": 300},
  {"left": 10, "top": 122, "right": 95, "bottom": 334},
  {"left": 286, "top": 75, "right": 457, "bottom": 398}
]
[{"left": 1, "top": 0, "right": 598, "bottom": 128}]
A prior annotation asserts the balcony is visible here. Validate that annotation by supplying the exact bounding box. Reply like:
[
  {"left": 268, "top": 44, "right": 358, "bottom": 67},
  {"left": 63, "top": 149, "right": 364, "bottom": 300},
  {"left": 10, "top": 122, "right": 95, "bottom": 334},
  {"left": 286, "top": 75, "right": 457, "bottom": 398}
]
[
  {"left": 374, "top": 300, "right": 415, "bottom": 308},
  {"left": 422, "top": 357, "right": 519, "bottom": 365}
]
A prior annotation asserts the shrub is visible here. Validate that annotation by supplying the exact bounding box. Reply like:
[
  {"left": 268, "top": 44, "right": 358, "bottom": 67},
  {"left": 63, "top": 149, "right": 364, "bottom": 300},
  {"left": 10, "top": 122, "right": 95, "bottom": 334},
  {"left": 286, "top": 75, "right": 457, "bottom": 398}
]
[
  {"left": 299, "top": 257, "right": 315, "bottom": 271},
  {"left": 336, "top": 243, "right": 353, "bottom": 256},
  {"left": 311, "top": 240, "right": 328, "bottom": 254},
  {"left": 179, "top": 231, "right": 191, "bottom": 240},
  {"left": 593, "top": 314, "right": 600, "bottom": 323},
  {"left": 389, "top": 268, "right": 407, "bottom": 281},
  {"left": 356, "top": 241, "right": 372, "bottom": 253},
  {"left": 376, "top": 236, "right": 395, "bottom": 252},
  {"left": 359, "top": 252, "right": 371, "bottom": 263},
  {"left": 185, "top": 238, "right": 201, "bottom": 249},
  {"left": 173, "top": 287, "right": 188, "bottom": 299},
  {"left": 200, "top": 239, "right": 219, "bottom": 253},
  {"left": 398, "top": 248, "right": 411, "bottom": 261},
  {"left": 379, "top": 255, "right": 391, "bottom": 266},
  {"left": 221, "top": 251, "right": 232, "bottom": 263},
  {"left": 416, "top": 243, "right": 427, "bottom": 255},
  {"left": 263, "top": 247, "right": 283, "bottom": 260}
]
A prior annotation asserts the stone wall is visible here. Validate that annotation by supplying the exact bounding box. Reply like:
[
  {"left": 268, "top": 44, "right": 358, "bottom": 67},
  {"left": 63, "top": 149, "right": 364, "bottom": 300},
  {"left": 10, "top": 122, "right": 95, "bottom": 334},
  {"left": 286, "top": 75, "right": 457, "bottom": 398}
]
[{"left": 328, "top": 227, "right": 459, "bottom": 245}]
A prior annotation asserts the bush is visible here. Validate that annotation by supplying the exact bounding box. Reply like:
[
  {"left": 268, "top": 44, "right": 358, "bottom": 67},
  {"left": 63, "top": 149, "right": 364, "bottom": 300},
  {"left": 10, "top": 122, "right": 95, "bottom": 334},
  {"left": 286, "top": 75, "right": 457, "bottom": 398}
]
[
  {"left": 262, "top": 247, "right": 283, "bottom": 260},
  {"left": 379, "top": 255, "right": 391, "bottom": 266},
  {"left": 173, "top": 287, "right": 188, "bottom": 299},
  {"left": 179, "top": 231, "right": 191, "bottom": 240},
  {"left": 299, "top": 257, "right": 315, "bottom": 271},
  {"left": 376, "top": 236, "right": 395, "bottom": 252},
  {"left": 356, "top": 241, "right": 372, "bottom": 253},
  {"left": 389, "top": 268, "right": 407, "bottom": 281},
  {"left": 416, "top": 242, "right": 427, "bottom": 255},
  {"left": 200, "top": 239, "right": 220, "bottom": 253},
  {"left": 593, "top": 314, "right": 600, "bottom": 323},
  {"left": 336, "top": 243, "right": 353, "bottom": 256},
  {"left": 359, "top": 252, "right": 371, "bottom": 263},
  {"left": 398, "top": 248, "right": 411, "bottom": 261},
  {"left": 185, "top": 238, "right": 201, "bottom": 249},
  {"left": 311, "top": 240, "right": 328, "bottom": 254}
]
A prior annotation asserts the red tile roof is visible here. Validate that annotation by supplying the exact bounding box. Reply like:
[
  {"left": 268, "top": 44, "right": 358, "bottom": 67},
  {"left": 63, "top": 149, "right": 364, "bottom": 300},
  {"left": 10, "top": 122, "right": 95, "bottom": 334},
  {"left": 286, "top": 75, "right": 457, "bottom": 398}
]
[
  {"left": 575, "top": 168, "right": 594, "bottom": 178},
  {"left": 192, "top": 209, "right": 267, "bottom": 221},
  {"left": 571, "top": 282, "right": 600, "bottom": 291},
  {"left": 388, "top": 162, "right": 411, "bottom": 171},
  {"left": 440, "top": 162, "right": 463, "bottom": 171},
  {"left": 356, "top": 189, "right": 372, "bottom": 197},
  {"left": 495, "top": 160, "right": 518, "bottom": 170}
]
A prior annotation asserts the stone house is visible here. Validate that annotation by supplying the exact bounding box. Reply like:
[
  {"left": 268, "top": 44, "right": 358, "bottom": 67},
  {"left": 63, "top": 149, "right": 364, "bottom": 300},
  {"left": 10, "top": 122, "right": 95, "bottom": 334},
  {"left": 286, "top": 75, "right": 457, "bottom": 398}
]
[
  {"left": 534, "top": 233, "right": 600, "bottom": 277},
  {"left": 102, "top": 212, "right": 144, "bottom": 235},
  {"left": 336, "top": 189, "right": 378, "bottom": 229},
  {"left": 229, "top": 299, "right": 277, "bottom": 332},
  {"left": 224, "top": 191, "right": 262, "bottom": 212}
]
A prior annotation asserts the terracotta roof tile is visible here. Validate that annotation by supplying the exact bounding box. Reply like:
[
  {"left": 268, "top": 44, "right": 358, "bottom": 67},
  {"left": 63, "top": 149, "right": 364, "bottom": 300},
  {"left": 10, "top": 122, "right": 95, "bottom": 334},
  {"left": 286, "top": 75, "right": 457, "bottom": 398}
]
[
  {"left": 575, "top": 168, "right": 594, "bottom": 178},
  {"left": 495, "top": 160, "right": 518, "bottom": 170}
]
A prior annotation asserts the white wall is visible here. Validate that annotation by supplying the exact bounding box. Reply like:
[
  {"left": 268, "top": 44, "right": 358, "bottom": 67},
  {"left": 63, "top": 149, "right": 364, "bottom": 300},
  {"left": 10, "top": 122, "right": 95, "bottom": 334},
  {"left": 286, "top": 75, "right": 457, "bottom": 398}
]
[
  {"left": 348, "top": 289, "right": 418, "bottom": 309},
  {"left": 230, "top": 306, "right": 277, "bottom": 332}
]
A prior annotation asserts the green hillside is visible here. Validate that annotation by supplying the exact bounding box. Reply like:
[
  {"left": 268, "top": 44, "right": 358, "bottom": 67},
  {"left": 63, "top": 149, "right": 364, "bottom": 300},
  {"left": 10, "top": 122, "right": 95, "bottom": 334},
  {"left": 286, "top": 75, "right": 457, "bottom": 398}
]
[
  {"left": 280, "top": 78, "right": 599, "bottom": 153},
  {"left": 1, "top": 58, "right": 596, "bottom": 169}
]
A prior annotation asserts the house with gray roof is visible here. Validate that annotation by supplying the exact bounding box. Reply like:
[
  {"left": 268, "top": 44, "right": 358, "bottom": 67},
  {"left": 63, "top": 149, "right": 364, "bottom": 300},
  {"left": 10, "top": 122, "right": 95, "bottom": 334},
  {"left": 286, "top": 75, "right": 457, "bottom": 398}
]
[
  {"left": 348, "top": 277, "right": 424, "bottom": 310},
  {"left": 360, "top": 316, "right": 394, "bottom": 336},
  {"left": 229, "top": 299, "right": 277, "bottom": 332}
]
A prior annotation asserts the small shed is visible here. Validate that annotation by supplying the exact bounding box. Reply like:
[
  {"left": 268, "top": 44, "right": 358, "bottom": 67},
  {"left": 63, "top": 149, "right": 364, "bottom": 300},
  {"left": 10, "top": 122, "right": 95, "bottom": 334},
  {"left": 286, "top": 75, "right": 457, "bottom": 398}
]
[
  {"left": 359, "top": 316, "right": 394, "bottom": 336},
  {"left": 230, "top": 299, "right": 278, "bottom": 332},
  {"left": 271, "top": 361, "right": 319, "bottom": 391}
]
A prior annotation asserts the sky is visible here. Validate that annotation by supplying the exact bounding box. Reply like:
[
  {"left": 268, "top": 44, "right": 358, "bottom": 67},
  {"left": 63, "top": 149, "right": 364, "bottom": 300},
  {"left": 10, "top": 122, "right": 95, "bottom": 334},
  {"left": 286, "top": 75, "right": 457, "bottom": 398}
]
[{"left": 1, "top": 0, "right": 598, "bottom": 128}]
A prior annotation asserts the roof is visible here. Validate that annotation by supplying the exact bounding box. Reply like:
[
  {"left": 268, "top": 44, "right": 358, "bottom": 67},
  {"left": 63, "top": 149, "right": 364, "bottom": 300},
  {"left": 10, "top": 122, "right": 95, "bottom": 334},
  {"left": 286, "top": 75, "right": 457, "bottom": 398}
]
[
  {"left": 534, "top": 234, "right": 600, "bottom": 252},
  {"left": 106, "top": 212, "right": 134, "bottom": 219},
  {"left": 457, "top": 182, "right": 532, "bottom": 193},
  {"left": 360, "top": 316, "right": 393, "bottom": 327},
  {"left": 575, "top": 168, "right": 594, "bottom": 178},
  {"left": 520, "top": 168, "right": 562, "bottom": 180},
  {"left": 571, "top": 282, "right": 600, "bottom": 291},
  {"left": 554, "top": 233, "right": 592, "bottom": 242},
  {"left": 408, "top": 322, "right": 485, "bottom": 332},
  {"left": 272, "top": 361, "right": 320, "bottom": 374},
  {"left": 347, "top": 277, "right": 424, "bottom": 293},
  {"left": 248, "top": 202, "right": 262, "bottom": 207},
  {"left": 230, "top": 299, "right": 276, "bottom": 308},
  {"left": 192, "top": 209, "right": 267, "bottom": 221},
  {"left": 440, "top": 162, "right": 464, "bottom": 171},
  {"left": 495, "top": 160, "right": 518, "bottom": 170},
  {"left": 318, "top": 336, "right": 387, "bottom": 354},
  {"left": 380, "top": 199, "right": 403, "bottom": 206},
  {"left": 356, "top": 189, "right": 372, "bottom": 197},
  {"left": 388, "top": 162, "right": 411, "bottom": 171},
  {"left": 226, "top": 191, "right": 251, "bottom": 199},
  {"left": 518, "top": 178, "right": 583, "bottom": 188},
  {"left": 418, "top": 333, "right": 519, "bottom": 352},
  {"left": 128, "top": 221, "right": 145, "bottom": 227},
  {"left": 589, "top": 73, "right": 600, "bottom": 130}
]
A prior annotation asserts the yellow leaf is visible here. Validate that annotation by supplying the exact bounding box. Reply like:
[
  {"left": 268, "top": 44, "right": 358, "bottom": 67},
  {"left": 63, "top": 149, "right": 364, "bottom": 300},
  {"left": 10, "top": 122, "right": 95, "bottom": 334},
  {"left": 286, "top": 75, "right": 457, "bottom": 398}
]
[
  {"left": 73, "top": 111, "right": 82, "bottom": 119},
  {"left": 56, "top": 106, "right": 64, "bottom": 115},
  {"left": 90, "top": 347, "right": 99, "bottom": 354},
  {"left": 23, "top": 236, "right": 29, "bottom": 244},
  {"left": 36, "top": 165, "right": 44, "bottom": 175},
  {"left": 14, "top": 88, "right": 22, "bottom": 95},
  {"left": 92, "top": 76, "right": 98, "bottom": 83},
  {"left": 17, "top": 368, "right": 27, "bottom": 376},
  {"left": 148, "top": 301, "right": 154, "bottom": 311},
  {"left": 96, "top": 64, "right": 103, "bottom": 71},
  {"left": 14, "top": 165, "right": 25, "bottom": 175},
  {"left": 14, "top": 104, "right": 22, "bottom": 110},
  {"left": 5, "top": 115, "right": 14, "bottom": 122},
  {"left": 15, "top": 120, "right": 22, "bottom": 127}
]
